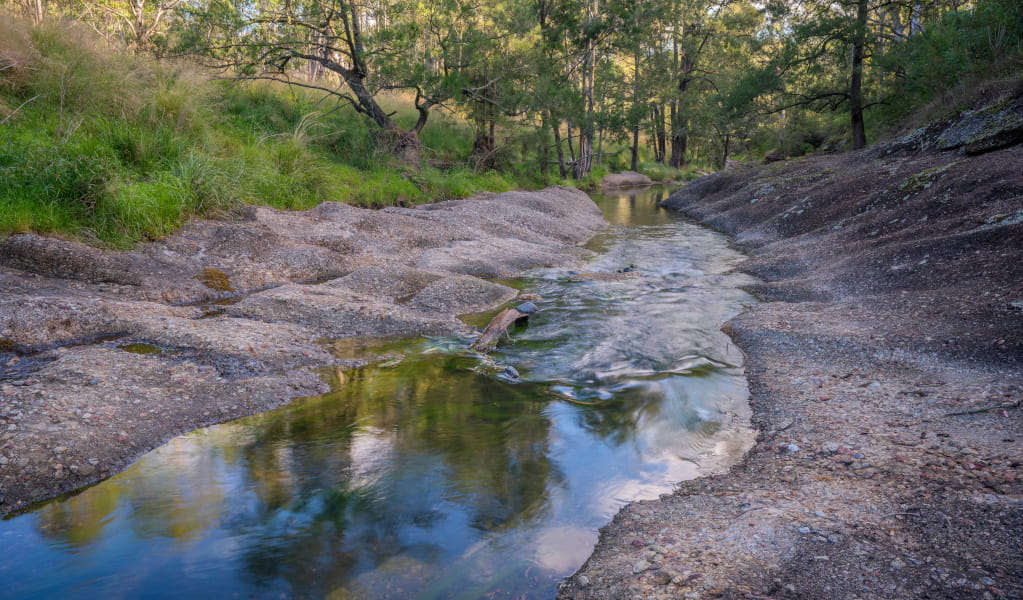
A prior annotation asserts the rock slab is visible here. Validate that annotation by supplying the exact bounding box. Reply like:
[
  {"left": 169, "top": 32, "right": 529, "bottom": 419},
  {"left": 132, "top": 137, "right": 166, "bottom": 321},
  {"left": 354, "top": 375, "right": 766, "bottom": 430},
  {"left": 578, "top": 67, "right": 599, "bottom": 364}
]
[{"left": 0, "top": 186, "right": 607, "bottom": 516}]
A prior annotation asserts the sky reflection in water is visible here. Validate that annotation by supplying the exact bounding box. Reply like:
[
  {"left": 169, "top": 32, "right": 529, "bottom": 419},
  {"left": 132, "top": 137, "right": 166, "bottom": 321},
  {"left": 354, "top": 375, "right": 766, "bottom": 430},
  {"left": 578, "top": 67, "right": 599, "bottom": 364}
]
[{"left": 0, "top": 186, "right": 755, "bottom": 600}]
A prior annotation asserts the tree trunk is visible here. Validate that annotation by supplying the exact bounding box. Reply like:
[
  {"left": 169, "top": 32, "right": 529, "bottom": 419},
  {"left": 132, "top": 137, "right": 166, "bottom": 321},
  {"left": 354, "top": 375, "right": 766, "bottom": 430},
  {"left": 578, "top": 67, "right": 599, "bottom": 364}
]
[
  {"left": 631, "top": 126, "right": 640, "bottom": 171},
  {"left": 472, "top": 124, "right": 496, "bottom": 171},
  {"left": 539, "top": 114, "right": 551, "bottom": 178},
  {"left": 131, "top": 0, "right": 148, "bottom": 48},
  {"left": 651, "top": 103, "right": 666, "bottom": 164},
  {"left": 669, "top": 56, "right": 692, "bottom": 169},
  {"left": 630, "top": 44, "right": 641, "bottom": 172},
  {"left": 669, "top": 101, "right": 688, "bottom": 168},
  {"left": 910, "top": 2, "right": 924, "bottom": 35},
  {"left": 566, "top": 123, "right": 577, "bottom": 165},
  {"left": 551, "top": 115, "right": 567, "bottom": 179},
  {"left": 850, "top": 0, "right": 868, "bottom": 150},
  {"left": 574, "top": 0, "right": 597, "bottom": 180},
  {"left": 470, "top": 83, "right": 497, "bottom": 170}
]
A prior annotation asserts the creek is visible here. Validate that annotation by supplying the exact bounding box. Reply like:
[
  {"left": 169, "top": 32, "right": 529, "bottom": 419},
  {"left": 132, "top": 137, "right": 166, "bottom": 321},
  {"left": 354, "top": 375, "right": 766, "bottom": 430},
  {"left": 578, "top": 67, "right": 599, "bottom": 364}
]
[{"left": 0, "top": 185, "right": 755, "bottom": 599}]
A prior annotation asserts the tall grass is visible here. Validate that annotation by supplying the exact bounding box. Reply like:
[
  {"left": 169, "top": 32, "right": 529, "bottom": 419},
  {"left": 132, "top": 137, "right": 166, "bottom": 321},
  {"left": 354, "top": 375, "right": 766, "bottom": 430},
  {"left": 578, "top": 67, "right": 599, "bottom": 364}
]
[{"left": 0, "top": 17, "right": 519, "bottom": 247}]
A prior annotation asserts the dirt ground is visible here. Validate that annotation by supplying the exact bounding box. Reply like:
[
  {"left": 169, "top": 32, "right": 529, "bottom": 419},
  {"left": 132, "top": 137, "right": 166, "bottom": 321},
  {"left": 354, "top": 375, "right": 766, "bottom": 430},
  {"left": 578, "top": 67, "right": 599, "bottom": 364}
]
[
  {"left": 558, "top": 99, "right": 1023, "bottom": 599},
  {"left": 0, "top": 186, "right": 606, "bottom": 516}
]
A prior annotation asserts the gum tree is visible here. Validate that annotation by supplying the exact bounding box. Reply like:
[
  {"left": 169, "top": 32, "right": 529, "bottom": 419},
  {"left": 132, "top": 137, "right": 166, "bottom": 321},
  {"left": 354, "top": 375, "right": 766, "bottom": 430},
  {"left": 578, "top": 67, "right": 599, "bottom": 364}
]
[{"left": 177, "top": 0, "right": 488, "bottom": 158}]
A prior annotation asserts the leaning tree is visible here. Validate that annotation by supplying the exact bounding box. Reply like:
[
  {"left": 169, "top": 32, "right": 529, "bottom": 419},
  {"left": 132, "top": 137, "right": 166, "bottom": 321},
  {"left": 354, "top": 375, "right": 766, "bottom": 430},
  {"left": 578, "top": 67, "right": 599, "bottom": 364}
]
[{"left": 177, "top": 0, "right": 487, "bottom": 159}]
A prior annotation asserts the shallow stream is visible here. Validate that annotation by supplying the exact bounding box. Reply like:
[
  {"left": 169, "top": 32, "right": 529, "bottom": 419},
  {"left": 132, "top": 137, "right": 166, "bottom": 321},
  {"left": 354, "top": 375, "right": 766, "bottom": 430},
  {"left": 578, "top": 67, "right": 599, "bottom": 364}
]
[{"left": 0, "top": 185, "right": 756, "bottom": 599}]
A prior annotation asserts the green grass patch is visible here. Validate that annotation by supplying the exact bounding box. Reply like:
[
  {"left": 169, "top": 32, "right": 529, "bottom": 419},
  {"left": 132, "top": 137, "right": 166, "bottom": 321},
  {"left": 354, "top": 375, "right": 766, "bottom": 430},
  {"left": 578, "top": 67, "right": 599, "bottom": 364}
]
[{"left": 0, "top": 19, "right": 529, "bottom": 247}]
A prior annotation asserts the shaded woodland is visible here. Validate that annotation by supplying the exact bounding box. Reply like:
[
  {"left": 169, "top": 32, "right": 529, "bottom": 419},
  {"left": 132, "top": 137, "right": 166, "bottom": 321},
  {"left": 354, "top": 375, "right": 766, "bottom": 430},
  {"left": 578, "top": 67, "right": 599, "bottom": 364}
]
[{"left": 1, "top": 0, "right": 1021, "bottom": 242}]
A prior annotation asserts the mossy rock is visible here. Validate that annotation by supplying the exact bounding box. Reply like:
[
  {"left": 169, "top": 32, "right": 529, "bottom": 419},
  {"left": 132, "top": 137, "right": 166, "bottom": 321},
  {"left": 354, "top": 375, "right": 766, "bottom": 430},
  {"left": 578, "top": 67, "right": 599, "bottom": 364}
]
[
  {"left": 195, "top": 267, "right": 235, "bottom": 292},
  {"left": 899, "top": 162, "right": 957, "bottom": 194},
  {"left": 936, "top": 97, "right": 1023, "bottom": 155}
]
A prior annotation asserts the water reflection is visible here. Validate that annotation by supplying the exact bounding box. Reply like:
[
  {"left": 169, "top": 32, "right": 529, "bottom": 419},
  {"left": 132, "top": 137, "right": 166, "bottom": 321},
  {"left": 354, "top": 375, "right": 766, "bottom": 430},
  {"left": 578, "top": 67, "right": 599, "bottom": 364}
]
[{"left": 0, "top": 185, "right": 756, "bottom": 600}]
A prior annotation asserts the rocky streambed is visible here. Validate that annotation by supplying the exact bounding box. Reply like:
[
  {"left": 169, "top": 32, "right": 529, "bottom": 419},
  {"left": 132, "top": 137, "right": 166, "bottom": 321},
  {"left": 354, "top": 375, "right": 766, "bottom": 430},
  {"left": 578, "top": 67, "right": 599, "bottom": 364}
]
[
  {"left": 0, "top": 186, "right": 606, "bottom": 516},
  {"left": 560, "top": 96, "right": 1023, "bottom": 599},
  {"left": 3, "top": 91, "right": 1022, "bottom": 600}
]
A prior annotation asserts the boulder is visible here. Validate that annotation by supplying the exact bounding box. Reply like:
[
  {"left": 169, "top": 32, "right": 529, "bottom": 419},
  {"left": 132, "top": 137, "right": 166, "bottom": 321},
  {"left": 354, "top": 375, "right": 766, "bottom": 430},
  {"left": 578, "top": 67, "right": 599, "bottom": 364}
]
[{"left": 600, "top": 171, "right": 653, "bottom": 188}]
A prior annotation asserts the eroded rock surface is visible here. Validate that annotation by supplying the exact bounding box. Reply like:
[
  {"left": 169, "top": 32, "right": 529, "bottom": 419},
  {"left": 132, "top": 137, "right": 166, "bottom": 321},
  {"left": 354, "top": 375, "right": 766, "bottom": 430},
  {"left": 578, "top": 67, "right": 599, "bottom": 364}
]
[
  {"left": 561, "top": 100, "right": 1023, "bottom": 599},
  {"left": 0, "top": 186, "right": 605, "bottom": 515}
]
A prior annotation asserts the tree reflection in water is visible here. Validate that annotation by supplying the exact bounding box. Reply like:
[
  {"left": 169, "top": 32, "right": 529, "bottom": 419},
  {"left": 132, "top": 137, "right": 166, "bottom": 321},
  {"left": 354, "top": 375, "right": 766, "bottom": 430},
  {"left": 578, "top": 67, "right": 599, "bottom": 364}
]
[
  {"left": 220, "top": 352, "right": 560, "bottom": 597},
  {"left": 8, "top": 185, "right": 756, "bottom": 600}
]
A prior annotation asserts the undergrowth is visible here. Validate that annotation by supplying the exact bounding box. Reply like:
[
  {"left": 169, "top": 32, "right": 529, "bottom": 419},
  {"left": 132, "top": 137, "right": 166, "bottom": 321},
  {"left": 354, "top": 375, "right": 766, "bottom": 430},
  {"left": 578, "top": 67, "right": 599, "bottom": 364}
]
[{"left": 0, "top": 18, "right": 520, "bottom": 247}]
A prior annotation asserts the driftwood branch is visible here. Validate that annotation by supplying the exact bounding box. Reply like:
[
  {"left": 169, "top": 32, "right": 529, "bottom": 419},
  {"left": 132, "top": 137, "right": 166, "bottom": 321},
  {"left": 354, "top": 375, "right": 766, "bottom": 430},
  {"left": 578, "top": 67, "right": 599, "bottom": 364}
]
[
  {"left": 471, "top": 308, "right": 529, "bottom": 352},
  {"left": 944, "top": 400, "right": 1020, "bottom": 417}
]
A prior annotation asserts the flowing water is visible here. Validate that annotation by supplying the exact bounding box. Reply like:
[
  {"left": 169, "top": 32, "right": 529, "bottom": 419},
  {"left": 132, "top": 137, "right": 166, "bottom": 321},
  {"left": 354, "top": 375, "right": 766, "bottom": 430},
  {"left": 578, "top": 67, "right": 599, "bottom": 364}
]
[{"left": 0, "top": 186, "right": 756, "bottom": 599}]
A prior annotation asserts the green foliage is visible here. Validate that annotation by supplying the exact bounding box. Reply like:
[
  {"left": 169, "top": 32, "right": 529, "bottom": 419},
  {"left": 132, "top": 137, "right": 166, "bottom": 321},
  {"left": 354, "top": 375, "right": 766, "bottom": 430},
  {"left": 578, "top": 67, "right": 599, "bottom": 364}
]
[
  {"left": 3, "top": 0, "right": 1021, "bottom": 243},
  {"left": 0, "top": 18, "right": 520, "bottom": 246},
  {"left": 875, "top": 0, "right": 1023, "bottom": 124},
  {"left": 637, "top": 162, "right": 686, "bottom": 183},
  {"left": 723, "top": 0, "right": 1023, "bottom": 154}
]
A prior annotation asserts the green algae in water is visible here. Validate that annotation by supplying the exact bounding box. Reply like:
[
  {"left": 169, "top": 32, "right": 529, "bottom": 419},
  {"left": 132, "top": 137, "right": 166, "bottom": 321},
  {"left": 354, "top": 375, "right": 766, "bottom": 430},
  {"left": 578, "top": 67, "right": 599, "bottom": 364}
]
[
  {"left": 117, "top": 342, "right": 170, "bottom": 355},
  {"left": 195, "top": 267, "right": 235, "bottom": 292}
]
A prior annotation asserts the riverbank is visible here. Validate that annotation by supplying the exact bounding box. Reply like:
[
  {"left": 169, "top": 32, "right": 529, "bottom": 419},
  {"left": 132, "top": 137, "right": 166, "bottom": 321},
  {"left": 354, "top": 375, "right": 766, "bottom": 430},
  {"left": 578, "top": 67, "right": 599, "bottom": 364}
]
[
  {"left": 0, "top": 186, "right": 606, "bottom": 516},
  {"left": 558, "top": 98, "right": 1023, "bottom": 599}
]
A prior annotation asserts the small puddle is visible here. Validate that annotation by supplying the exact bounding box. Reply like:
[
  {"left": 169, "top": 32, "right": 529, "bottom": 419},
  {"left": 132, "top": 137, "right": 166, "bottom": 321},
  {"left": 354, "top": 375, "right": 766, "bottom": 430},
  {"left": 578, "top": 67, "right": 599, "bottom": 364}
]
[
  {"left": 0, "top": 185, "right": 757, "bottom": 600},
  {"left": 117, "top": 342, "right": 172, "bottom": 356}
]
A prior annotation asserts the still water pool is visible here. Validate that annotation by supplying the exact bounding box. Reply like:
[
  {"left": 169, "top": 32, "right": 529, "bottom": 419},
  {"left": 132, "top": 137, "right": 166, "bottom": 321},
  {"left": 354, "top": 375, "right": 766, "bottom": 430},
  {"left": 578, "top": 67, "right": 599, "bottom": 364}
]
[{"left": 0, "top": 186, "right": 756, "bottom": 599}]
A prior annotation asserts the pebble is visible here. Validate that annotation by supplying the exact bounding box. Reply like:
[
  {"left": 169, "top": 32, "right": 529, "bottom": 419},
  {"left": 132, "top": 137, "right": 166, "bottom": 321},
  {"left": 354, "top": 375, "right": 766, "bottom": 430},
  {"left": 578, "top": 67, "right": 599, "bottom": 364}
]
[
  {"left": 633, "top": 560, "right": 650, "bottom": 573},
  {"left": 502, "top": 366, "right": 520, "bottom": 379}
]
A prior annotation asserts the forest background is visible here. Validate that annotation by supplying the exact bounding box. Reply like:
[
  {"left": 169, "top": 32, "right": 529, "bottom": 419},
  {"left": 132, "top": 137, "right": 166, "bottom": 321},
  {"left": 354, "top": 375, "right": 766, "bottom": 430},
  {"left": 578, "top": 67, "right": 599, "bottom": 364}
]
[{"left": 1, "top": 0, "right": 1021, "bottom": 245}]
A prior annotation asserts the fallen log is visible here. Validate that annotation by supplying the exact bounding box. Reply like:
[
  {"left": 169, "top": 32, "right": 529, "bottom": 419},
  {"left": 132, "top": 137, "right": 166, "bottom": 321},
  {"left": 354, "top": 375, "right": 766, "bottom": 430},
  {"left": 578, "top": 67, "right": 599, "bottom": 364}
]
[
  {"left": 470, "top": 308, "right": 528, "bottom": 352},
  {"left": 470, "top": 301, "right": 538, "bottom": 352}
]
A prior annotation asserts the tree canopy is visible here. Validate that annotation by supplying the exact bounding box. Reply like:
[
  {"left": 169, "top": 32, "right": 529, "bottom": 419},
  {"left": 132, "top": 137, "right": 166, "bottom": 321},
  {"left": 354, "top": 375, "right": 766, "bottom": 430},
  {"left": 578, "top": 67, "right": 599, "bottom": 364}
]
[{"left": 3, "top": 0, "right": 1020, "bottom": 173}]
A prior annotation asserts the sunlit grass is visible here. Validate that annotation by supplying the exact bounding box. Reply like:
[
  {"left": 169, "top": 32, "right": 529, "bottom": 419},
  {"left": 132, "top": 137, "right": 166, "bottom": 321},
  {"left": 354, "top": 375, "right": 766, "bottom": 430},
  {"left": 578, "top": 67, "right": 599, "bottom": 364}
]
[{"left": 0, "top": 19, "right": 519, "bottom": 247}]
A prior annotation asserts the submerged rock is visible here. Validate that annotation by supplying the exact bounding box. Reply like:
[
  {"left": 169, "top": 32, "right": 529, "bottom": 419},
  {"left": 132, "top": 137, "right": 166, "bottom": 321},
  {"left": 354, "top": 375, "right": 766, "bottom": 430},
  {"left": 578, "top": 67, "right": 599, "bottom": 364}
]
[{"left": 514, "top": 301, "right": 539, "bottom": 315}]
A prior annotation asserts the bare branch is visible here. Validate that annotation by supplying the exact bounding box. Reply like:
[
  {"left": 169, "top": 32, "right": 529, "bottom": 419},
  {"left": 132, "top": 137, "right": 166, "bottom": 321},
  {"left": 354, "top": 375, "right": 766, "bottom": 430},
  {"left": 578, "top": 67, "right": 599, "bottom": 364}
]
[
  {"left": 0, "top": 95, "right": 39, "bottom": 127},
  {"left": 216, "top": 75, "right": 367, "bottom": 115}
]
